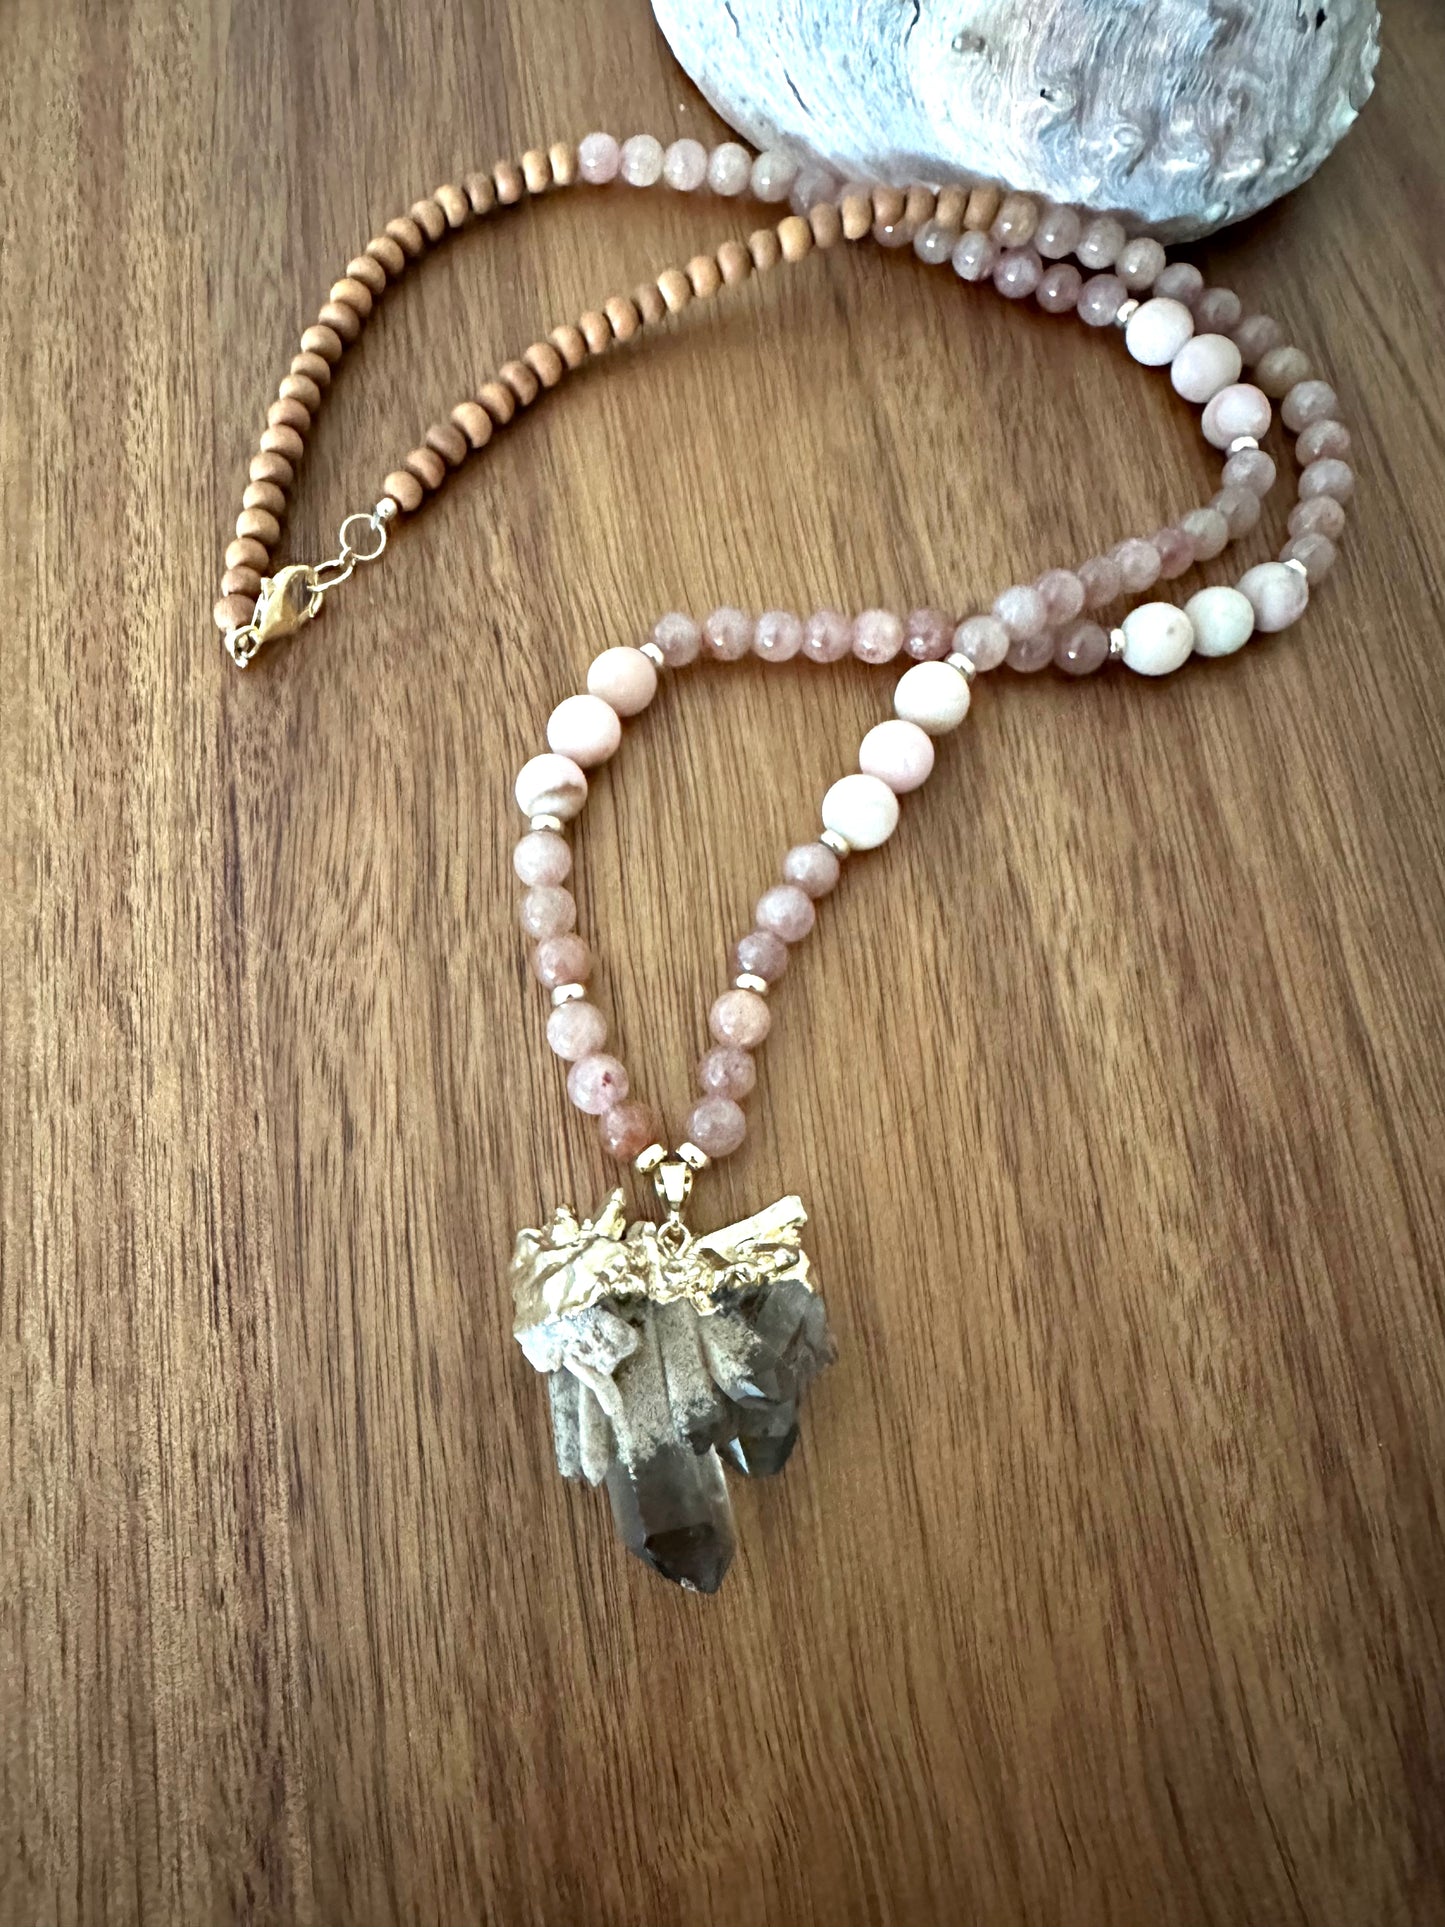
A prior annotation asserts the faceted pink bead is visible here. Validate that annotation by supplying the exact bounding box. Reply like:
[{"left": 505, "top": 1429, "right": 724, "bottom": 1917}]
[
  {"left": 1281, "top": 380, "right": 1338, "bottom": 431},
  {"left": 912, "top": 219, "right": 956, "bottom": 267},
  {"left": 710, "top": 988, "right": 771, "bottom": 1048},
  {"left": 733, "top": 929, "right": 789, "bottom": 982},
  {"left": 1036, "top": 568, "right": 1085, "bottom": 625},
  {"left": 859, "top": 718, "right": 935, "bottom": 792},
  {"left": 951, "top": 232, "right": 996, "bottom": 282},
  {"left": 783, "top": 842, "right": 841, "bottom": 898},
  {"left": 993, "top": 246, "right": 1042, "bottom": 299},
  {"left": 903, "top": 608, "right": 954, "bottom": 661},
  {"left": 1036, "top": 263, "right": 1082, "bottom": 314},
  {"left": 1239, "top": 561, "right": 1308, "bottom": 633},
  {"left": 619, "top": 135, "right": 664, "bottom": 187},
  {"left": 532, "top": 933, "right": 591, "bottom": 989},
  {"left": 599, "top": 1101, "right": 659, "bottom": 1162},
  {"left": 1076, "top": 215, "right": 1126, "bottom": 270},
  {"left": 566, "top": 1053, "right": 629, "bottom": 1115},
  {"left": 519, "top": 885, "right": 576, "bottom": 940},
  {"left": 1296, "top": 419, "right": 1351, "bottom": 463},
  {"left": 513, "top": 829, "right": 571, "bottom": 886},
  {"left": 577, "top": 132, "right": 621, "bottom": 184},
  {"left": 1035, "top": 204, "right": 1081, "bottom": 258},
  {"left": 1280, "top": 532, "right": 1338, "bottom": 582},
  {"left": 1256, "top": 346, "right": 1311, "bottom": 398},
  {"left": 1299, "top": 458, "right": 1355, "bottom": 504},
  {"left": 1288, "top": 495, "right": 1347, "bottom": 541},
  {"left": 698, "top": 1047, "right": 756, "bottom": 1100},
  {"left": 1152, "top": 526, "right": 1195, "bottom": 580},
  {"left": 662, "top": 138, "right": 708, "bottom": 191},
  {"left": 991, "top": 193, "right": 1038, "bottom": 247},
  {"left": 993, "top": 583, "right": 1047, "bottom": 641},
  {"left": 1232, "top": 313, "right": 1284, "bottom": 364},
  {"left": 1194, "top": 287, "right": 1243, "bottom": 332},
  {"left": 1077, "top": 273, "right": 1127, "bottom": 327},
  {"left": 1077, "top": 554, "right": 1123, "bottom": 611},
  {"left": 1221, "top": 447, "right": 1276, "bottom": 496},
  {"left": 1116, "top": 236, "right": 1166, "bottom": 292},
  {"left": 650, "top": 610, "right": 701, "bottom": 666},
  {"left": 952, "top": 613, "right": 1009, "bottom": 670},
  {"left": 803, "top": 609, "right": 853, "bottom": 663},
  {"left": 1213, "top": 487, "right": 1263, "bottom": 538},
  {"left": 1007, "top": 629, "right": 1054, "bottom": 673},
  {"left": 1112, "top": 538, "right": 1161, "bottom": 594},
  {"left": 1055, "top": 620, "right": 1110, "bottom": 676},
  {"left": 1154, "top": 262, "right": 1204, "bottom": 306},
  {"left": 686, "top": 1095, "right": 747, "bottom": 1158},
  {"left": 707, "top": 142, "right": 752, "bottom": 196},
  {"left": 546, "top": 1000, "right": 608, "bottom": 1061},
  {"left": 1202, "top": 383, "right": 1271, "bottom": 450},
  {"left": 853, "top": 609, "right": 904, "bottom": 664},
  {"left": 703, "top": 606, "right": 753, "bottom": 661},
  {"left": 1181, "top": 507, "right": 1230, "bottom": 561},
  {"left": 754, "top": 610, "right": 804, "bottom": 662},
  {"left": 755, "top": 883, "right": 816, "bottom": 943}
]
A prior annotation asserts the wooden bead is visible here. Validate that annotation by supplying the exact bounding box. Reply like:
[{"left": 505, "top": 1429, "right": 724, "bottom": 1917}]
[
  {"left": 214, "top": 593, "right": 255, "bottom": 633},
  {"left": 221, "top": 564, "right": 263, "bottom": 599},
  {"left": 964, "top": 183, "right": 1002, "bottom": 230},
  {"left": 290, "top": 350, "right": 331, "bottom": 388},
  {"left": 871, "top": 185, "right": 906, "bottom": 225},
  {"left": 385, "top": 215, "right": 426, "bottom": 258},
  {"left": 548, "top": 323, "right": 588, "bottom": 368},
  {"left": 268, "top": 397, "right": 310, "bottom": 433},
  {"left": 260, "top": 423, "right": 304, "bottom": 463},
  {"left": 493, "top": 160, "right": 524, "bottom": 204},
  {"left": 409, "top": 198, "right": 447, "bottom": 243},
  {"left": 548, "top": 141, "right": 577, "bottom": 186},
  {"left": 521, "top": 149, "right": 551, "bottom": 194},
  {"left": 236, "top": 506, "right": 280, "bottom": 543},
  {"left": 279, "top": 372, "right": 321, "bottom": 411},
  {"left": 243, "top": 480, "right": 287, "bottom": 516},
  {"left": 777, "top": 215, "right": 813, "bottom": 263},
  {"left": 578, "top": 309, "right": 612, "bottom": 355},
  {"left": 604, "top": 295, "right": 640, "bottom": 342},
  {"left": 904, "top": 184, "right": 936, "bottom": 228},
  {"left": 686, "top": 254, "right": 722, "bottom": 298},
  {"left": 525, "top": 340, "right": 571, "bottom": 399},
  {"left": 935, "top": 185, "right": 968, "bottom": 229},
  {"left": 840, "top": 192, "right": 872, "bottom": 241},
  {"left": 464, "top": 171, "right": 497, "bottom": 215},
  {"left": 478, "top": 379, "right": 517, "bottom": 423},
  {"left": 808, "top": 201, "right": 843, "bottom": 249},
  {"left": 383, "top": 469, "right": 424, "bottom": 513},
  {"left": 450, "top": 400, "right": 493, "bottom": 448},
  {"left": 226, "top": 536, "right": 269, "bottom": 572},
  {"left": 299, "top": 323, "right": 342, "bottom": 364},
  {"left": 403, "top": 445, "right": 447, "bottom": 491},
  {"left": 748, "top": 228, "right": 782, "bottom": 271},
  {"left": 434, "top": 182, "right": 470, "bottom": 228},
  {"left": 329, "top": 275, "right": 374, "bottom": 319},
  {"left": 365, "top": 234, "right": 407, "bottom": 277},
  {"left": 716, "top": 239, "right": 752, "bottom": 286},
  {"left": 657, "top": 268, "right": 692, "bottom": 314},
  {"left": 500, "top": 358, "right": 541, "bottom": 405},
  {"left": 344, "top": 255, "right": 388, "bottom": 297},
  {"left": 425, "top": 419, "right": 469, "bottom": 466},
  {"left": 633, "top": 283, "right": 666, "bottom": 325},
  {"left": 317, "top": 301, "right": 360, "bottom": 344},
  {"left": 249, "top": 451, "right": 293, "bottom": 488}
]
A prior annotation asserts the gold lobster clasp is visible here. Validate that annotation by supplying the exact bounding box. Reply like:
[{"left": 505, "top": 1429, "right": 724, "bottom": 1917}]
[{"left": 222, "top": 500, "right": 395, "bottom": 668}]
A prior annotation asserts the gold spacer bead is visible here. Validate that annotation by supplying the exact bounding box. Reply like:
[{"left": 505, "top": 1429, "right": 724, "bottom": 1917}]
[
  {"left": 634, "top": 1142, "right": 668, "bottom": 1175},
  {"left": 819, "top": 828, "right": 852, "bottom": 858},
  {"left": 640, "top": 641, "right": 666, "bottom": 670},
  {"left": 1114, "top": 298, "right": 1141, "bottom": 328},
  {"left": 734, "top": 972, "right": 768, "bottom": 995},
  {"left": 1284, "top": 557, "right": 1309, "bottom": 577},
  {"left": 676, "top": 1142, "right": 712, "bottom": 1172},
  {"left": 530, "top": 812, "right": 564, "bottom": 833},
  {"left": 1228, "top": 435, "right": 1260, "bottom": 454},
  {"left": 943, "top": 651, "right": 978, "bottom": 683},
  {"left": 550, "top": 983, "right": 587, "bottom": 1006},
  {"left": 1109, "top": 627, "right": 1128, "bottom": 661}
]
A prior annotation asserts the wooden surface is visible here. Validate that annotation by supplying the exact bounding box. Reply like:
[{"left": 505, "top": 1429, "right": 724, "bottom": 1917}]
[{"left": 4, "top": 2, "right": 1444, "bottom": 1922}]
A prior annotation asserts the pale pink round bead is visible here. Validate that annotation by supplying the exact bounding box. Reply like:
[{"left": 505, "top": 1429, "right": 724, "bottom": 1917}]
[
  {"left": 1076, "top": 215, "right": 1126, "bottom": 270},
  {"left": 873, "top": 212, "right": 914, "bottom": 249},
  {"left": 1288, "top": 496, "right": 1347, "bottom": 541},
  {"left": 519, "top": 885, "right": 576, "bottom": 940},
  {"left": 803, "top": 608, "right": 853, "bottom": 663},
  {"left": 1036, "top": 263, "right": 1082, "bottom": 314},
  {"left": 1280, "top": 532, "right": 1338, "bottom": 582},
  {"left": 859, "top": 718, "right": 935, "bottom": 793},
  {"left": 853, "top": 609, "right": 904, "bottom": 664},
  {"left": 702, "top": 606, "right": 753, "bottom": 661},
  {"left": 651, "top": 610, "right": 701, "bottom": 665},
  {"left": 754, "top": 610, "right": 804, "bottom": 662},
  {"left": 755, "top": 883, "right": 816, "bottom": 943},
  {"left": 1201, "top": 383, "right": 1271, "bottom": 450},
  {"left": 1221, "top": 447, "right": 1277, "bottom": 496},
  {"left": 783, "top": 842, "right": 841, "bottom": 897},
  {"left": 1296, "top": 419, "right": 1351, "bottom": 463},
  {"left": 662, "top": 138, "right": 707, "bottom": 191},
  {"left": 686, "top": 1095, "right": 747, "bottom": 1159},
  {"left": 993, "top": 245, "right": 1042, "bottom": 299},
  {"left": 618, "top": 134, "right": 664, "bottom": 187},
  {"left": 587, "top": 646, "right": 657, "bottom": 717},
  {"left": 993, "top": 583, "right": 1047, "bottom": 641},
  {"left": 733, "top": 929, "right": 789, "bottom": 983},
  {"left": 1181, "top": 507, "right": 1230, "bottom": 562},
  {"left": 1299, "top": 458, "right": 1355, "bottom": 504},
  {"left": 912, "top": 219, "right": 956, "bottom": 267},
  {"left": 513, "top": 829, "right": 572, "bottom": 886},
  {"left": 698, "top": 1046, "right": 756, "bottom": 1100},
  {"left": 790, "top": 164, "right": 840, "bottom": 215},
  {"left": 1036, "top": 568, "right": 1085, "bottom": 625},
  {"left": 1007, "top": 629, "right": 1054, "bottom": 674},
  {"left": 750, "top": 149, "right": 797, "bottom": 202},
  {"left": 577, "top": 132, "right": 621, "bottom": 184},
  {"left": 546, "top": 1000, "right": 608, "bottom": 1061},
  {"left": 1255, "top": 345, "right": 1312, "bottom": 398},
  {"left": 1055, "top": 620, "right": 1110, "bottom": 676},
  {"left": 1193, "top": 287, "right": 1242, "bottom": 333},
  {"left": 1281, "top": 380, "right": 1339, "bottom": 432},
  {"left": 532, "top": 933, "right": 591, "bottom": 989},
  {"left": 567, "top": 1053, "right": 629, "bottom": 1115},
  {"left": 1212, "top": 487, "right": 1263, "bottom": 538},
  {"left": 1232, "top": 314, "right": 1284, "bottom": 364},
  {"left": 952, "top": 613, "right": 1010, "bottom": 671},
  {"left": 1113, "top": 538, "right": 1161, "bottom": 594},
  {"left": 1077, "top": 554, "right": 1123, "bottom": 610},
  {"left": 599, "top": 1101, "right": 659, "bottom": 1163},
  {"left": 707, "top": 142, "right": 752, "bottom": 196},
  {"left": 1034, "top": 204, "right": 1081, "bottom": 260},
  {"left": 991, "top": 192, "right": 1039, "bottom": 247},
  {"left": 1238, "top": 561, "right": 1308, "bottom": 633},
  {"left": 1154, "top": 262, "right": 1204, "bottom": 306},
  {"left": 903, "top": 608, "right": 954, "bottom": 661},
  {"left": 710, "top": 988, "right": 771, "bottom": 1049},
  {"left": 1116, "top": 236, "right": 1166, "bottom": 291},
  {"left": 951, "top": 232, "right": 996, "bottom": 282},
  {"left": 1077, "top": 273, "right": 1127, "bottom": 327},
  {"left": 547, "top": 693, "right": 621, "bottom": 767},
  {"left": 1152, "top": 527, "right": 1195, "bottom": 580},
  {"left": 1170, "top": 333, "right": 1243, "bottom": 405}
]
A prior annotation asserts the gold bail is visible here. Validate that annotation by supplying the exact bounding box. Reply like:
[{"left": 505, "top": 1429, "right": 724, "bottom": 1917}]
[{"left": 653, "top": 1158, "right": 693, "bottom": 1218}]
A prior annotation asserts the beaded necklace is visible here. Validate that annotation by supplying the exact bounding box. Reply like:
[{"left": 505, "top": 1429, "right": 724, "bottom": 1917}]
[{"left": 218, "top": 132, "right": 1353, "bottom": 1594}]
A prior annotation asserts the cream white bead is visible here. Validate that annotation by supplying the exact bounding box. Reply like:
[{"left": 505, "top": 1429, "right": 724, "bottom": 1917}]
[
  {"left": 1124, "top": 296, "right": 1194, "bottom": 368},
  {"left": 1169, "top": 332, "right": 1243, "bottom": 405},
  {"left": 1120, "top": 601, "right": 1195, "bottom": 676},
  {"left": 893, "top": 660, "right": 972, "bottom": 735},
  {"left": 546, "top": 693, "right": 621, "bottom": 767},
  {"left": 586, "top": 645, "right": 657, "bottom": 717},
  {"left": 515, "top": 752, "right": 588, "bottom": 820},
  {"left": 1184, "top": 586, "right": 1255, "bottom": 658},
  {"left": 821, "top": 772, "right": 900, "bottom": 851}
]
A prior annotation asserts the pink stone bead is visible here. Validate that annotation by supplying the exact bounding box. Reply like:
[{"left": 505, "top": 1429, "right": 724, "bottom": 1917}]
[
  {"left": 1077, "top": 554, "right": 1123, "bottom": 610},
  {"left": 1201, "top": 383, "right": 1272, "bottom": 450},
  {"left": 577, "top": 132, "right": 620, "bottom": 184},
  {"left": 703, "top": 606, "right": 754, "bottom": 661},
  {"left": 686, "top": 1095, "right": 747, "bottom": 1158},
  {"left": 1007, "top": 629, "right": 1055, "bottom": 673},
  {"left": 992, "top": 245, "right": 1042, "bottom": 299},
  {"left": 1296, "top": 419, "right": 1352, "bottom": 463},
  {"left": 733, "top": 929, "right": 789, "bottom": 982},
  {"left": 1193, "top": 287, "right": 1243, "bottom": 332},
  {"left": 951, "top": 231, "right": 996, "bottom": 282},
  {"left": 707, "top": 142, "right": 752, "bottom": 196},
  {"left": 1181, "top": 506, "right": 1230, "bottom": 562},
  {"left": 1256, "top": 345, "right": 1312, "bottom": 398},
  {"left": 991, "top": 192, "right": 1039, "bottom": 247},
  {"left": 1076, "top": 215, "right": 1126, "bottom": 270},
  {"left": 532, "top": 933, "right": 591, "bottom": 989},
  {"left": 1288, "top": 495, "right": 1347, "bottom": 541},
  {"left": 547, "top": 693, "right": 621, "bottom": 767},
  {"left": 1034, "top": 204, "right": 1081, "bottom": 260},
  {"left": 1280, "top": 532, "right": 1338, "bottom": 583},
  {"left": 1036, "top": 263, "right": 1082, "bottom": 314},
  {"left": 651, "top": 610, "right": 701, "bottom": 665},
  {"left": 513, "top": 829, "right": 572, "bottom": 886},
  {"left": 1170, "top": 333, "right": 1243, "bottom": 405},
  {"left": 859, "top": 718, "right": 935, "bottom": 792},
  {"left": 1112, "top": 538, "right": 1162, "bottom": 594},
  {"left": 803, "top": 608, "right": 853, "bottom": 663},
  {"left": 754, "top": 609, "right": 804, "bottom": 662},
  {"left": 992, "top": 583, "right": 1048, "bottom": 641},
  {"left": 698, "top": 1046, "right": 756, "bottom": 1099},
  {"left": 853, "top": 608, "right": 904, "bottom": 664},
  {"left": 619, "top": 134, "right": 664, "bottom": 187},
  {"left": 913, "top": 219, "right": 956, "bottom": 266},
  {"left": 519, "top": 885, "right": 576, "bottom": 940},
  {"left": 750, "top": 149, "right": 797, "bottom": 202},
  {"left": 1281, "top": 380, "right": 1339, "bottom": 431},
  {"left": 1036, "top": 568, "right": 1085, "bottom": 625},
  {"left": 1221, "top": 447, "right": 1277, "bottom": 496},
  {"left": 952, "top": 613, "right": 1010, "bottom": 670},
  {"left": 546, "top": 1000, "right": 608, "bottom": 1060},
  {"left": 599, "top": 1101, "right": 659, "bottom": 1162},
  {"left": 1077, "top": 273, "right": 1127, "bottom": 327},
  {"left": 784, "top": 842, "right": 841, "bottom": 897},
  {"left": 1232, "top": 313, "right": 1284, "bottom": 364},
  {"left": 1116, "top": 236, "right": 1166, "bottom": 291},
  {"left": 567, "top": 1052, "right": 629, "bottom": 1115},
  {"left": 1154, "top": 262, "right": 1204, "bottom": 306},
  {"left": 1299, "top": 458, "right": 1355, "bottom": 504},
  {"left": 662, "top": 138, "right": 708, "bottom": 191},
  {"left": 1238, "top": 561, "right": 1309, "bottom": 633},
  {"left": 710, "top": 988, "right": 771, "bottom": 1049},
  {"left": 755, "top": 883, "right": 816, "bottom": 943},
  {"left": 587, "top": 646, "right": 657, "bottom": 716},
  {"left": 1055, "top": 620, "right": 1110, "bottom": 676},
  {"left": 903, "top": 608, "right": 954, "bottom": 661},
  {"left": 1152, "top": 526, "right": 1195, "bottom": 580},
  {"left": 1212, "top": 487, "right": 1263, "bottom": 538}
]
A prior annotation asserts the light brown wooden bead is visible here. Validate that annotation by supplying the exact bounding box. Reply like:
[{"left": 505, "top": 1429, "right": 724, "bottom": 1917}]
[
  {"left": 548, "top": 323, "right": 587, "bottom": 369},
  {"left": 425, "top": 419, "right": 469, "bottom": 467},
  {"left": 964, "top": 183, "right": 1002, "bottom": 230},
  {"left": 716, "top": 239, "right": 752, "bottom": 286},
  {"left": 464, "top": 171, "right": 497, "bottom": 215},
  {"left": 345, "top": 254, "right": 388, "bottom": 297},
  {"left": 633, "top": 283, "right": 667, "bottom": 326},
  {"left": 299, "top": 323, "right": 342, "bottom": 364},
  {"left": 404, "top": 445, "right": 447, "bottom": 491},
  {"left": 604, "top": 295, "right": 640, "bottom": 342},
  {"left": 383, "top": 468, "right": 424, "bottom": 513},
  {"left": 748, "top": 228, "right": 782, "bottom": 271},
  {"left": 385, "top": 215, "right": 426, "bottom": 258},
  {"left": 578, "top": 309, "right": 612, "bottom": 355},
  {"left": 409, "top": 198, "right": 447, "bottom": 243},
  {"left": 317, "top": 301, "right": 360, "bottom": 344},
  {"left": 935, "top": 185, "right": 968, "bottom": 229},
  {"left": 215, "top": 593, "right": 255, "bottom": 633},
  {"left": 686, "top": 254, "right": 722, "bottom": 299},
  {"left": 478, "top": 380, "right": 517, "bottom": 424},
  {"left": 434, "top": 182, "right": 470, "bottom": 228},
  {"left": 243, "top": 480, "right": 286, "bottom": 517},
  {"left": 808, "top": 201, "right": 843, "bottom": 249},
  {"left": 329, "top": 276, "right": 374, "bottom": 319},
  {"left": 548, "top": 141, "right": 577, "bottom": 187},
  {"left": 260, "top": 424, "right": 304, "bottom": 464},
  {"left": 226, "top": 536, "right": 269, "bottom": 572},
  {"left": 290, "top": 351, "right": 331, "bottom": 388},
  {"left": 450, "top": 401, "right": 493, "bottom": 448},
  {"left": 871, "top": 185, "right": 906, "bottom": 226},
  {"left": 249, "top": 451, "right": 294, "bottom": 488},
  {"left": 279, "top": 372, "right": 321, "bottom": 412},
  {"left": 365, "top": 234, "right": 407, "bottom": 277},
  {"left": 521, "top": 149, "right": 551, "bottom": 195},
  {"left": 777, "top": 215, "right": 813, "bottom": 263},
  {"left": 493, "top": 160, "right": 524, "bottom": 205},
  {"left": 904, "top": 184, "right": 936, "bottom": 228},
  {"left": 840, "top": 192, "right": 872, "bottom": 241},
  {"left": 221, "top": 564, "right": 263, "bottom": 599},
  {"left": 657, "top": 268, "right": 692, "bottom": 315},
  {"left": 268, "top": 397, "right": 310, "bottom": 433},
  {"left": 236, "top": 506, "right": 280, "bottom": 544},
  {"left": 500, "top": 358, "right": 541, "bottom": 406}
]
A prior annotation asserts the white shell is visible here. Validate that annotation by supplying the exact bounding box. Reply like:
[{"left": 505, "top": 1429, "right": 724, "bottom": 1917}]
[
  {"left": 653, "top": 0, "right": 1379, "bottom": 240},
  {"left": 821, "top": 773, "right": 900, "bottom": 850}
]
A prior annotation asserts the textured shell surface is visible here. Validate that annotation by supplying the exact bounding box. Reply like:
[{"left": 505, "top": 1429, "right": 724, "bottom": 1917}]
[{"left": 652, "top": 0, "right": 1380, "bottom": 238}]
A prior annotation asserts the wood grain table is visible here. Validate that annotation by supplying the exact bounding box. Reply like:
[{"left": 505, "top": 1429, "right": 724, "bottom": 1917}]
[{"left": 4, "top": 2, "right": 1444, "bottom": 1922}]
